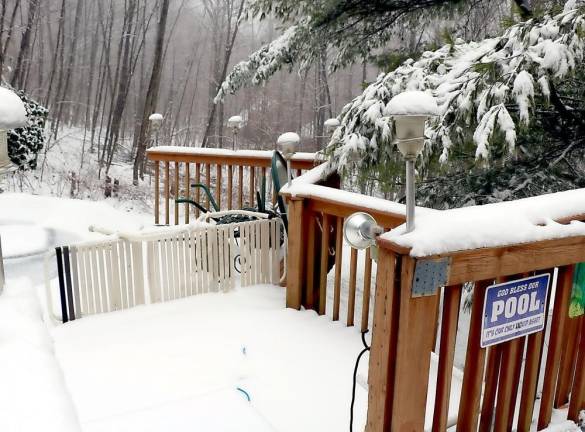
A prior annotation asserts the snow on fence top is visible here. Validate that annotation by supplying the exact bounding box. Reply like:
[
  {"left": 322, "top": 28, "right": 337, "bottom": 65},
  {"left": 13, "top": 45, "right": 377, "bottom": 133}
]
[
  {"left": 383, "top": 188, "right": 585, "bottom": 257},
  {"left": 0, "top": 87, "right": 27, "bottom": 129},
  {"left": 147, "top": 145, "right": 318, "bottom": 162}
]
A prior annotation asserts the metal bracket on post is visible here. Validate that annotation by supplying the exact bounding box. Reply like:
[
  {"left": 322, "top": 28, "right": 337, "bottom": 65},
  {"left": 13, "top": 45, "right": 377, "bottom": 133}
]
[{"left": 412, "top": 257, "right": 450, "bottom": 297}]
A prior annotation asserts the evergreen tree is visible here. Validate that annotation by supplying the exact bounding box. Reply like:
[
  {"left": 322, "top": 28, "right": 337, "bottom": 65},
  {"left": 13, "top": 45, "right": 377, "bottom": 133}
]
[{"left": 324, "top": 1, "right": 585, "bottom": 206}]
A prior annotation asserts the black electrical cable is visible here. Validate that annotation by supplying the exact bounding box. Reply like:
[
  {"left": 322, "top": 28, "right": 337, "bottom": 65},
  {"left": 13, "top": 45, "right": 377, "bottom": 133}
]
[{"left": 350, "top": 330, "right": 370, "bottom": 432}]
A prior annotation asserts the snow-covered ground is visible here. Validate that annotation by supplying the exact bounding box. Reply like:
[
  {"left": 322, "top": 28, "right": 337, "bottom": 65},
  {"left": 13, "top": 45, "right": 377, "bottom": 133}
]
[{"left": 0, "top": 157, "right": 583, "bottom": 431}]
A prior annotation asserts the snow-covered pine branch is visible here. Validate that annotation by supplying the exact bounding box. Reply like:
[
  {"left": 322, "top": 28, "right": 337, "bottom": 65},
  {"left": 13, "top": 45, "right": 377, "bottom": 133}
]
[
  {"left": 215, "top": 23, "right": 315, "bottom": 103},
  {"left": 324, "top": 3, "right": 585, "bottom": 176}
]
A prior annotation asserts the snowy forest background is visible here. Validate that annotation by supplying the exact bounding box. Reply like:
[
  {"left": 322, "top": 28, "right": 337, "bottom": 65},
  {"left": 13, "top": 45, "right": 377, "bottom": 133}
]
[{"left": 0, "top": 0, "right": 580, "bottom": 212}]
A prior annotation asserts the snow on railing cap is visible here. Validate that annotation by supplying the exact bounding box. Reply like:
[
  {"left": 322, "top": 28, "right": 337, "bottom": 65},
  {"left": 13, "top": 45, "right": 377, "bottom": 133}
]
[
  {"left": 277, "top": 132, "right": 300, "bottom": 144},
  {"left": 386, "top": 91, "right": 439, "bottom": 117},
  {"left": 149, "top": 113, "right": 163, "bottom": 121},
  {"left": 0, "top": 87, "right": 27, "bottom": 129}
]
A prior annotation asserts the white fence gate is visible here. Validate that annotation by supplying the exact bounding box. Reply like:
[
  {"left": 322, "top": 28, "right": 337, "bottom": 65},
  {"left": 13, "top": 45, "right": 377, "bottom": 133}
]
[{"left": 47, "top": 219, "right": 282, "bottom": 322}]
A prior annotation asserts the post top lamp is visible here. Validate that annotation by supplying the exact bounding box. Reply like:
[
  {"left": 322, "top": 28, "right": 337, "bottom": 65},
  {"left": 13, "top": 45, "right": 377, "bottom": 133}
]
[
  {"left": 324, "top": 118, "right": 340, "bottom": 134},
  {"left": 277, "top": 132, "right": 300, "bottom": 158},
  {"left": 227, "top": 115, "right": 244, "bottom": 130},
  {"left": 387, "top": 90, "right": 438, "bottom": 233},
  {"left": 386, "top": 91, "right": 438, "bottom": 159},
  {"left": 0, "top": 87, "right": 27, "bottom": 175},
  {"left": 149, "top": 113, "right": 163, "bottom": 131}
]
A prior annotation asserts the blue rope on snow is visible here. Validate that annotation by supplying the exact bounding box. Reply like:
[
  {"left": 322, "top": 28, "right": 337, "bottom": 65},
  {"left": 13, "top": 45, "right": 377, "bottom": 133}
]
[{"left": 236, "top": 387, "right": 251, "bottom": 402}]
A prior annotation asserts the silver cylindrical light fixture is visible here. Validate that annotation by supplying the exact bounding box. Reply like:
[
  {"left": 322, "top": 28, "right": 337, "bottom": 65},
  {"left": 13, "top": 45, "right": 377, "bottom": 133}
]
[
  {"left": 277, "top": 132, "right": 300, "bottom": 187},
  {"left": 343, "top": 212, "right": 383, "bottom": 250},
  {"left": 387, "top": 91, "right": 438, "bottom": 233}
]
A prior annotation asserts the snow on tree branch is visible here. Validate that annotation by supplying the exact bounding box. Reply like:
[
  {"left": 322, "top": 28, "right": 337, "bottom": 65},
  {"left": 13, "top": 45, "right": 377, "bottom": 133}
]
[
  {"left": 215, "top": 23, "right": 314, "bottom": 102},
  {"left": 324, "top": 3, "right": 585, "bottom": 175}
]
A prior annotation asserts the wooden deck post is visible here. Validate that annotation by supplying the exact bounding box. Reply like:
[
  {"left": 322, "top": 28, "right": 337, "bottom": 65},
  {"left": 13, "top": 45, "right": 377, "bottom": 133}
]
[
  {"left": 568, "top": 316, "right": 585, "bottom": 421},
  {"left": 366, "top": 248, "right": 399, "bottom": 432},
  {"left": 390, "top": 256, "right": 441, "bottom": 431},
  {"left": 286, "top": 198, "right": 306, "bottom": 310}
]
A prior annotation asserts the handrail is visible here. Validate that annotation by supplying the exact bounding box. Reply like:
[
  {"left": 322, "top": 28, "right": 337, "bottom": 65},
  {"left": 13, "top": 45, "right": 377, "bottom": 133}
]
[
  {"left": 145, "top": 146, "right": 320, "bottom": 225},
  {"left": 147, "top": 146, "right": 321, "bottom": 170}
]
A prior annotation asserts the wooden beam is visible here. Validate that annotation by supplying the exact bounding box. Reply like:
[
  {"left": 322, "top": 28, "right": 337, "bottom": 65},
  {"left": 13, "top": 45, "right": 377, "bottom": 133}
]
[
  {"left": 147, "top": 149, "right": 319, "bottom": 170},
  {"left": 378, "top": 235, "right": 585, "bottom": 286},
  {"left": 432, "top": 284, "right": 462, "bottom": 432},
  {"left": 457, "top": 280, "right": 491, "bottom": 430},
  {"left": 391, "top": 256, "right": 440, "bottom": 431},
  {"left": 568, "top": 316, "right": 585, "bottom": 421},
  {"left": 286, "top": 199, "right": 305, "bottom": 310},
  {"left": 366, "top": 250, "right": 399, "bottom": 432},
  {"left": 302, "top": 191, "right": 406, "bottom": 228},
  {"left": 538, "top": 265, "right": 574, "bottom": 429}
]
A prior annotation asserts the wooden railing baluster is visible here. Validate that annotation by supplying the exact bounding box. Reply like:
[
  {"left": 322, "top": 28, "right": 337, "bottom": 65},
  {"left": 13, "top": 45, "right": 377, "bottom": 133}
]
[
  {"left": 195, "top": 163, "right": 201, "bottom": 218},
  {"left": 184, "top": 163, "right": 190, "bottom": 224},
  {"left": 432, "top": 284, "right": 462, "bottom": 432},
  {"left": 457, "top": 280, "right": 491, "bottom": 431},
  {"left": 333, "top": 217, "right": 343, "bottom": 321},
  {"left": 249, "top": 166, "right": 255, "bottom": 207},
  {"left": 164, "top": 161, "right": 170, "bottom": 225},
  {"left": 318, "top": 213, "right": 330, "bottom": 315},
  {"left": 568, "top": 316, "right": 585, "bottom": 421},
  {"left": 538, "top": 264, "right": 574, "bottom": 429},
  {"left": 174, "top": 161, "right": 179, "bottom": 225},
  {"left": 227, "top": 165, "right": 233, "bottom": 209},
  {"left": 347, "top": 248, "right": 358, "bottom": 327},
  {"left": 238, "top": 165, "right": 243, "bottom": 209},
  {"left": 154, "top": 161, "right": 159, "bottom": 225},
  {"left": 205, "top": 163, "right": 211, "bottom": 210},
  {"left": 361, "top": 248, "right": 373, "bottom": 332},
  {"left": 216, "top": 163, "right": 222, "bottom": 209}
]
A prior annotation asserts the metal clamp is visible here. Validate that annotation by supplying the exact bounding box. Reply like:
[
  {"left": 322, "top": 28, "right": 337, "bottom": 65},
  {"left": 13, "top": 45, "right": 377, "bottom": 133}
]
[{"left": 412, "top": 257, "right": 450, "bottom": 297}]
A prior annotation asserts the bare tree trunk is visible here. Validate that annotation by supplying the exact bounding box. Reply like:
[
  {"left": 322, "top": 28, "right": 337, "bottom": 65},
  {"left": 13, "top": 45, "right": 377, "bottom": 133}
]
[
  {"left": 201, "top": 0, "right": 244, "bottom": 148},
  {"left": 133, "top": 0, "right": 171, "bottom": 184},
  {"left": 11, "top": 0, "right": 39, "bottom": 89}
]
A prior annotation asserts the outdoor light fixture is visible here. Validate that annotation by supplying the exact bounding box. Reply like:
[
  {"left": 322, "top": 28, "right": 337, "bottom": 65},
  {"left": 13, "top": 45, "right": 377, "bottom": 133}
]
[
  {"left": 149, "top": 113, "right": 163, "bottom": 148},
  {"left": 343, "top": 212, "right": 384, "bottom": 251},
  {"left": 324, "top": 118, "right": 340, "bottom": 134},
  {"left": 0, "top": 87, "right": 27, "bottom": 176},
  {"left": 227, "top": 115, "right": 244, "bottom": 150},
  {"left": 277, "top": 132, "right": 300, "bottom": 187},
  {"left": 387, "top": 91, "right": 438, "bottom": 233}
]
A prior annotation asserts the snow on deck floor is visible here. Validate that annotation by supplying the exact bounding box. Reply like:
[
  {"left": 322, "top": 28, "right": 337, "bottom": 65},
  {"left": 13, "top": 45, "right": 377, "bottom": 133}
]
[
  {"left": 53, "top": 285, "right": 369, "bottom": 432},
  {"left": 51, "top": 284, "right": 466, "bottom": 432}
]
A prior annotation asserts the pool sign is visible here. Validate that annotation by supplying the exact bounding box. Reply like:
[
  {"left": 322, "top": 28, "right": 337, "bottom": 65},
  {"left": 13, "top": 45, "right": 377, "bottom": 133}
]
[{"left": 481, "top": 274, "right": 550, "bottom": 348}]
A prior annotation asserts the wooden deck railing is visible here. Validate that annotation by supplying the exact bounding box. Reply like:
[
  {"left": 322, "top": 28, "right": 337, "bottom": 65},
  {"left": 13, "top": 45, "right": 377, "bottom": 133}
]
[
  {"left": 146, "top": 146, "right": 319, "bottom": 225},
  {"left": 367, "top": 230, "right": 585, "bottom": 431},
  {"left": 281, "top": 169, "right": 425, "bottom": 331}
]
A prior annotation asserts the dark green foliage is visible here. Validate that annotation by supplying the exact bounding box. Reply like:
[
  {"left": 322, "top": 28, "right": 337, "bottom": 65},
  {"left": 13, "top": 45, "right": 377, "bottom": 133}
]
[{"left": 7, "top": 91, "right": 48, "bottom": 170}]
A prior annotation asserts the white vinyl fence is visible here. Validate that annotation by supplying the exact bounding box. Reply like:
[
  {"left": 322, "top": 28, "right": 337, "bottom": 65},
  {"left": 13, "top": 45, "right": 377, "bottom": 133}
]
[{"left": 46, "top": 218, "right": 283, "bottom": 323}]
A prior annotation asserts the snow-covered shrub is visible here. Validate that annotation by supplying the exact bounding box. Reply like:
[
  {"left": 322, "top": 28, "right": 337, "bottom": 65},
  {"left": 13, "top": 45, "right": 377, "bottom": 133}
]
[{"left": 7, "top": 91, "right": 48, "bottom": 171}]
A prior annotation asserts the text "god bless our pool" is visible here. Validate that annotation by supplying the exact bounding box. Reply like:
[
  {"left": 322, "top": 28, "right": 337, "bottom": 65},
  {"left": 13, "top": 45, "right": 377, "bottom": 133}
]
[{"left": 481, "top": 273, "right": 550, "bottom": 348}]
